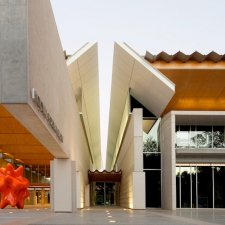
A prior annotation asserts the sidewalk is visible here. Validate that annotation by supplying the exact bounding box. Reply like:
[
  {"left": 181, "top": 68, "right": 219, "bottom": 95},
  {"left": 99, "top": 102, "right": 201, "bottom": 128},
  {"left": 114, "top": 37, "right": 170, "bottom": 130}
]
[{"left": 0, "top": 208, "right": 225, "bottom": 225}]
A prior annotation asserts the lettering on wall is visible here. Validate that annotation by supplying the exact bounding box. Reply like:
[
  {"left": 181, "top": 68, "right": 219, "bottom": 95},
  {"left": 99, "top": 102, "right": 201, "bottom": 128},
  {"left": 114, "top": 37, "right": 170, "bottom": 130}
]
[{"left": 31, "top": 88, "right": 63, "bottom": 143}]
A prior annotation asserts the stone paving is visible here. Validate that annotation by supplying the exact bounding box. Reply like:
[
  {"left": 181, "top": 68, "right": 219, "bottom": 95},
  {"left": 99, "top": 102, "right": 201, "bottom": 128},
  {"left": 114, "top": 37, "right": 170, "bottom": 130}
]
[{"left": 0, "top": 207, "right": 225, "bottom": 225}]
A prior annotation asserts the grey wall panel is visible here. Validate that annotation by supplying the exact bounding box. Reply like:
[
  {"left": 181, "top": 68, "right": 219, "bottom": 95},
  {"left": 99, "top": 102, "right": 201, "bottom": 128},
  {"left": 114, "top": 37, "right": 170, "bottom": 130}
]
[{"left": 0, "top": 0, "right": 28, "bottom": 103}]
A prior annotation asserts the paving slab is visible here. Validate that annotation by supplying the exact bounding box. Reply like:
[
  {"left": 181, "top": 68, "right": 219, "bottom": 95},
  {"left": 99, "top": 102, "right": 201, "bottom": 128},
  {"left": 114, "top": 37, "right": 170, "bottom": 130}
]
[{"left": 0, "top": 208, "right": 225, "bottom": 225}]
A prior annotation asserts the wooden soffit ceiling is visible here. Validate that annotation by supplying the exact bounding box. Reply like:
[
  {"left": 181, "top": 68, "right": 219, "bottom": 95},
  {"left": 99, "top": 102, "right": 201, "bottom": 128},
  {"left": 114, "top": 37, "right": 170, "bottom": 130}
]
[
  {"left": 159, "top": 68, "right": 225, "bottom": 114},
  {"left": 88, "top": 170, "right": 122, "bottom": 182},
  {"left": 0, "top": 105, "right": 53, "bottom": 165}
]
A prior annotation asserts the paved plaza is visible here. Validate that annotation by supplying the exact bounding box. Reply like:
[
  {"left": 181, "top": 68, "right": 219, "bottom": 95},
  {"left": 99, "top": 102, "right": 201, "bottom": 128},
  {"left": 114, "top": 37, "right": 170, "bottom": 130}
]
[{"left": 0, "top": 208, "right": 225, "bottom": 225}]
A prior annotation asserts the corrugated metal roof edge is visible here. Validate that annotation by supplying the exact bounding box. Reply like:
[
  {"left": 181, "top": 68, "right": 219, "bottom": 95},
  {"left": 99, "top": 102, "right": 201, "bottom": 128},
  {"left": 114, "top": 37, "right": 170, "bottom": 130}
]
[{"left": 145, "top": 51, "right": 225, "bottom": 63}]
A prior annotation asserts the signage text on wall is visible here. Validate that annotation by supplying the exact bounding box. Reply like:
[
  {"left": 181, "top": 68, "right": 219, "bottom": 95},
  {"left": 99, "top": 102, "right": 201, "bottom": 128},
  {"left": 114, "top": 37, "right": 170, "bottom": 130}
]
[{"left": 31, "top": 88, "right": 63, "bottom": 143}]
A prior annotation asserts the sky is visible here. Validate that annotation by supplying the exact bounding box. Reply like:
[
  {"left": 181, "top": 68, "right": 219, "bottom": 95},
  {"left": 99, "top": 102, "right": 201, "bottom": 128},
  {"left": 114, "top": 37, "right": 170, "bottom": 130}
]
[{"left": 50, "top": 0, "right": 225, "bottom": 168}]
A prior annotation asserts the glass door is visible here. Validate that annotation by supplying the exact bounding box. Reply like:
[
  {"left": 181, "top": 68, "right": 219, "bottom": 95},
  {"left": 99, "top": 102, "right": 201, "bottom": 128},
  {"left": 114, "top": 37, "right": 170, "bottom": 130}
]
[
  {"left": 105, "top": 182, "right": 116, "bottom": 206},
  {"left": 91, "top": 182, "right": 118, "bottom": 206},
  {"left": 95, "top": 182, "right": 105, "bottom": 205}
]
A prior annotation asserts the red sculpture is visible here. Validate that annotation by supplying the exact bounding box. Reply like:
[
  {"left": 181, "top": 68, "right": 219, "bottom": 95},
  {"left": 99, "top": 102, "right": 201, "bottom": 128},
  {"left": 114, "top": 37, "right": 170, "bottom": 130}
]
[{"left": 0, "top": 163, "right": 29, "bottom": 209}]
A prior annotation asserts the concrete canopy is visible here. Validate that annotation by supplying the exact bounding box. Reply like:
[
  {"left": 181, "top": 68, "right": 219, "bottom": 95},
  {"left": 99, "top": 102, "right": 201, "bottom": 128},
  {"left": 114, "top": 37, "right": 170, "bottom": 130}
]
[
  {"left": 67, "top": 43, "right": 101, "bottom": 169},
  {"left": 106, "top": 42, "right": 175, "bottom": 170}
]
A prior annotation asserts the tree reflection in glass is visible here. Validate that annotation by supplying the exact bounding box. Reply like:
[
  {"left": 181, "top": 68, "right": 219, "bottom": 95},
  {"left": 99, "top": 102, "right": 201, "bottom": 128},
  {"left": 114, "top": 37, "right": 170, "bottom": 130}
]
[{"left": 213, "top": 126, "right": 225, "bottom": 148}]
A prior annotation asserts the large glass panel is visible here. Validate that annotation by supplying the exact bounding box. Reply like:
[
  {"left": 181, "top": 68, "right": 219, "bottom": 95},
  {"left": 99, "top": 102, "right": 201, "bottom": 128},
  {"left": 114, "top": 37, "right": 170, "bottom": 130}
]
[
  {"left": 95, "top": 182, "right": 105, "bottom": 205},
  {"left": 176, "top": 167, "right": 180, "bottom": 208},
  {"left": 143, "top": 119, "right": 160, "bottom": 152},
  {"left": 91, "top": 182, "right": 119, "bottom": 206},
  {"left": 105, "top": 183, "right": 115, "bottom": 206},
  {"left": 176, "top": 126, "right": 189, "bottom": 148},
  {"left": 214, "top": 167, "right": 225, "bottom": 208},
  {"left": 197, "top": 126, "right": 212, "bottom": 148},
  {"left": 189, "top": 126, "right": 197, "bottom": 148},
  {"left": 181, "top": 167, "right": 191, "bottom": 208},
  {"left": 143, "top": 153, "right": 161, "bottom": 169},
  {"left": 191, "top": 166, "right": 197, "bottom": 208},
  {"left": 198, "top": 166, "right": 213, "bottom": 208},
  {"left": 213, "top": 126, "right": 225, "bottom": 148},
  {"left": 145, "top": 170, "right": 161, "bottom": 207}
]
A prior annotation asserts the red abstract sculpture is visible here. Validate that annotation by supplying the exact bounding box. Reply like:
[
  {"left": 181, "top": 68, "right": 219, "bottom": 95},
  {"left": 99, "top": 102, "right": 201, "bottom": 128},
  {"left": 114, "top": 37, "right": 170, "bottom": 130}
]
[{"left": 0, "top": 163, "right": 29, "bottom": 209}]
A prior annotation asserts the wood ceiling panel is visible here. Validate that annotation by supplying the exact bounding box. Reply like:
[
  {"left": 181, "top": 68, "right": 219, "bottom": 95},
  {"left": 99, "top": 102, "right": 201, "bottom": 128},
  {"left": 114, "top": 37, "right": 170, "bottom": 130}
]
[
  {"left": 0, "top": 134, "right": 40, "bottom": 145},
  {"left": 0, "top": 145, "right": 50, "bottom": 153},
  {"left": 0, "top": 105, "right": 53, "bottom": 165},
  {"left": 0, "top": 118, "right": 28, "bottom": 133},
  {"left": 162, "top": 69, "right": 225, "bottom": 114},
  {"left": 22, "top": 159, "right": 51, "bottom": 165},
  {"left": 12, "top": 153, "right": 52, "bottom": 160}
]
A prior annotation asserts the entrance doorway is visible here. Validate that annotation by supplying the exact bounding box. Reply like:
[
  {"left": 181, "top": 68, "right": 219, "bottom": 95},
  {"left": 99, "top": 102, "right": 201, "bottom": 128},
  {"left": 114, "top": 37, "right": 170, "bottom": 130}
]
[
  {"left": 88, "top": 170, "right": 122, "bottom": 207},
  {"left": 24, "top": 187, "right": 50, "bottom": 207},
  {"left": 91, "top": 182, "right": 119, "bottom": 206}
]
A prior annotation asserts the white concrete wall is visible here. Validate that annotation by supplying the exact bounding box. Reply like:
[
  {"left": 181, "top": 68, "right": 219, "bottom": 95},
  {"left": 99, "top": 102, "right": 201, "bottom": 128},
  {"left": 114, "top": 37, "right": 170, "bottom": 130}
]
[
  {"left": 51, "top": 159, "right": 76, "bottom": 212},
  {"left": 0, "top": 0, "right": 92, "bottom": 211},
  {"left": 0, "top": 0, "right": 28, "bottom": 103},
  {"left": 27, "top": 0, "right": 79, "bottom": 159},
  {"left": 160, "top": 112, "right": 176, "bottom": 210},
  {"left": 75, "top": 120, "right": 92, "bottom": 208},
  {"left": 117, "top": 108, "right": 145, "bottom": 209},
  {"left": 28, "top": 0, "right": 92, "bottom": 209}
]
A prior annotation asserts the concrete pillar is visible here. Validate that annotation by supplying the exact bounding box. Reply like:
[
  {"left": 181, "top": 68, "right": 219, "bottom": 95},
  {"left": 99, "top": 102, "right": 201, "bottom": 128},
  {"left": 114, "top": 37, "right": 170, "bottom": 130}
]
[
  {"left": 160, "top": 112, "right": 176, "bottom": 210},
  {"left": 132, "top": 108, "right": 145, "bottom": 209},
  {"left": 85, "top": 184, "right": 90, "bottom": 207},
  {"left": 51, "top": 159, "right": 76, "bottom": 212}
]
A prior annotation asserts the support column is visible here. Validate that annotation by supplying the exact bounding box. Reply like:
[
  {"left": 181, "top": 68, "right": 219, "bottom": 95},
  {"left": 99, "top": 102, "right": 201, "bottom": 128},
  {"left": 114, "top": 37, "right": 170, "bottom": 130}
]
[
  {"left": 85, "top": 184, "right": 90, "bottom": 207},
  {"left": 160, "top": 112, "right": 176, "bottom": 210},
  {"left": 132, "top": 108, "right": 145, "bottom": 209},
  {"left": 51, "top": 159, "right": 76, "bottom": 212}
]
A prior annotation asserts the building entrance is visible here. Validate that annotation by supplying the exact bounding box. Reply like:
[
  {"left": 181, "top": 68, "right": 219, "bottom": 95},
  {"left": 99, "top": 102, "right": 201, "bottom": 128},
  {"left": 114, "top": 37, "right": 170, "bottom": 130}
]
[
  {"left": 91, "top": 182, "right": 119, "bottom": 206},
  {"left": 24, "top": 187, "right": 50, "bottom": 207},
  {"left": 88, "top": 170, "right": 122, "bottom": 207}
]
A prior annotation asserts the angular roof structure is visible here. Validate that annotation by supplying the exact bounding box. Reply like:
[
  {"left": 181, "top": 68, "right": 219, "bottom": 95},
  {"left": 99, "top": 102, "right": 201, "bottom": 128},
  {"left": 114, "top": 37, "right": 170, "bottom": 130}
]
[
  {"left": 106, "top": 42, "right": 175, "bottom": 170},
  {"left": 67, "top": 43, "right": 101, "bottom": 169},
  {"left": 145, "top": 51, "right": 225, "bottom": 63}
]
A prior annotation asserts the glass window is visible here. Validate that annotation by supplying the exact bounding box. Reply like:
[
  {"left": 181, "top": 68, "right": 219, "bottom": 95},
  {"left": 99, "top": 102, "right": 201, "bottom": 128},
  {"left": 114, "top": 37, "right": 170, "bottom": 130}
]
[
  {"left": 213, "top": 126, "right": 225, "bottom": 148},
  {"left": 198, "top": 166, "right": 213, "bottom": 208},
  {"left": 189, "top": 126, "right": 197, "bottom": 148},
  {"left": 191, "top": 166, "right": 197, "bottom": 208},
  {"left": 176, "top": 131, "right": 189, "bottom": 148},
  {"left": 143, "top": 153, "right": 161, "bottom": 169},
  {"left": 197, "top": 126, "right": 212, "bottom": 148},
  {"left": 181, "top": 167, "right": 191, "bottom": 208},
  {"left": 214, "top": 167, "right": 225, "bottom": 208},
  {"left": 143, "top": 119, "right": 160, "bottom": 152},
  {"left": 145, "top": 170, "right": 161, "bottom": 207},
  {"left": 176, "top": 167, "right": 180, "bottom": 208}
]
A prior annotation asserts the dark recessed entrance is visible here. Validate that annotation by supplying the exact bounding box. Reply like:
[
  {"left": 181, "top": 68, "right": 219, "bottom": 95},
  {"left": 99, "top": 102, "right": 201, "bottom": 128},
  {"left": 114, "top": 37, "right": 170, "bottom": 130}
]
[{"left": 88, "top": 170, "right": 122, "bottom": 206}]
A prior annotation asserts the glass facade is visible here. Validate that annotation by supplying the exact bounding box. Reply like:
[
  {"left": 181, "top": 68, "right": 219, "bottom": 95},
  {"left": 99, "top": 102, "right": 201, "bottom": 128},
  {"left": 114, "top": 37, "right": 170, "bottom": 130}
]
[
  {"left": 176, "top": 125, "right": 225, "bottom": 149},
  {"left": 90, "top": 182, "right": 119, "bottom": 206},
  {"left": 0, "top": 153, "right": 50, "bottom": 207},
  {"left": 143, "top": 119, "right": 161, "bottom": 208},
  {"left": 176, "top": 165, "right": 225, "bottom": 208}
]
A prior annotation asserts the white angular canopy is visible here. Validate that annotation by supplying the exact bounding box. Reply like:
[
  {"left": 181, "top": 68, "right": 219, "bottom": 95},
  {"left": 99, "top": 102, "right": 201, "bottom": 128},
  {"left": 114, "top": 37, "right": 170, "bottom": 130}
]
[
  {"left": 67, "top": 43, "right": 101, "bottom": 169},
  {"left": 106, "top": 42, "right": 175, "bottom": 170}
]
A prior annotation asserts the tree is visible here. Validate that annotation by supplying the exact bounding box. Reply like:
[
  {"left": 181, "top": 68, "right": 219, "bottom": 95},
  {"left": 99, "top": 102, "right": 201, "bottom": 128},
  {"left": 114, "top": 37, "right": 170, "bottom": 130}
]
[{"left": 143, "top": 137, "right": 158, "bottom": 152}]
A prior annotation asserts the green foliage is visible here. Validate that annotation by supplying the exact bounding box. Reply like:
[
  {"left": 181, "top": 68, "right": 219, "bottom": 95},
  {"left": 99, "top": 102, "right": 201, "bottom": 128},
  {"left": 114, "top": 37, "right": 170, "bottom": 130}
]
[{"left": 143, "top": 137, "right": 158, "bottom": 152}]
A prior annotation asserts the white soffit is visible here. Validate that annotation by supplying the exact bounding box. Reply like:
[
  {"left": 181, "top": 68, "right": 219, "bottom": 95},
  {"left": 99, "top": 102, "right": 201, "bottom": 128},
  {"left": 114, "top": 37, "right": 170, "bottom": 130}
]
[
  {"left": 106, "top": 42, "right": 175, "bottom": 169},
  {"left": 67, "top": 43, "right": 101, "bottom": 169}
]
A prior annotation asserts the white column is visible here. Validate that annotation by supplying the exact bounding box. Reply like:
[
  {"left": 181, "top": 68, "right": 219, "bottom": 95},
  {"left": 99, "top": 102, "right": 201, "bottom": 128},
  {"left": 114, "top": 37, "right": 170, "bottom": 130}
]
[
  {"left": 160, "top": 112, "right": 176, "bottom": 210},
  {"left": 132, "top": 108, "right": 145, "bottom": 209},
  {"left": 51, "top": 159, "right": 76, "bottom": 212},
  {"left": 85, "top": 184, "right": 90, "bottom": 207}
]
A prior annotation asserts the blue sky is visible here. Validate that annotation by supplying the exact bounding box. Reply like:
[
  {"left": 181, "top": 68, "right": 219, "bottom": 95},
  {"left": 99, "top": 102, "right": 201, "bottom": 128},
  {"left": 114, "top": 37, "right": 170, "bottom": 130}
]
[{"left": 50, "top": 0, "right": 225, "bottom": 167}]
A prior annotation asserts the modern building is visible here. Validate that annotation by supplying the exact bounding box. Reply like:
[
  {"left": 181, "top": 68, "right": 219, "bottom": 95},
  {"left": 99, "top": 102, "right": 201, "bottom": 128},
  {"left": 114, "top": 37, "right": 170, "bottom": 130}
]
[{"left": 1, "top": 0, "right": 225, "bottom": 212}]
